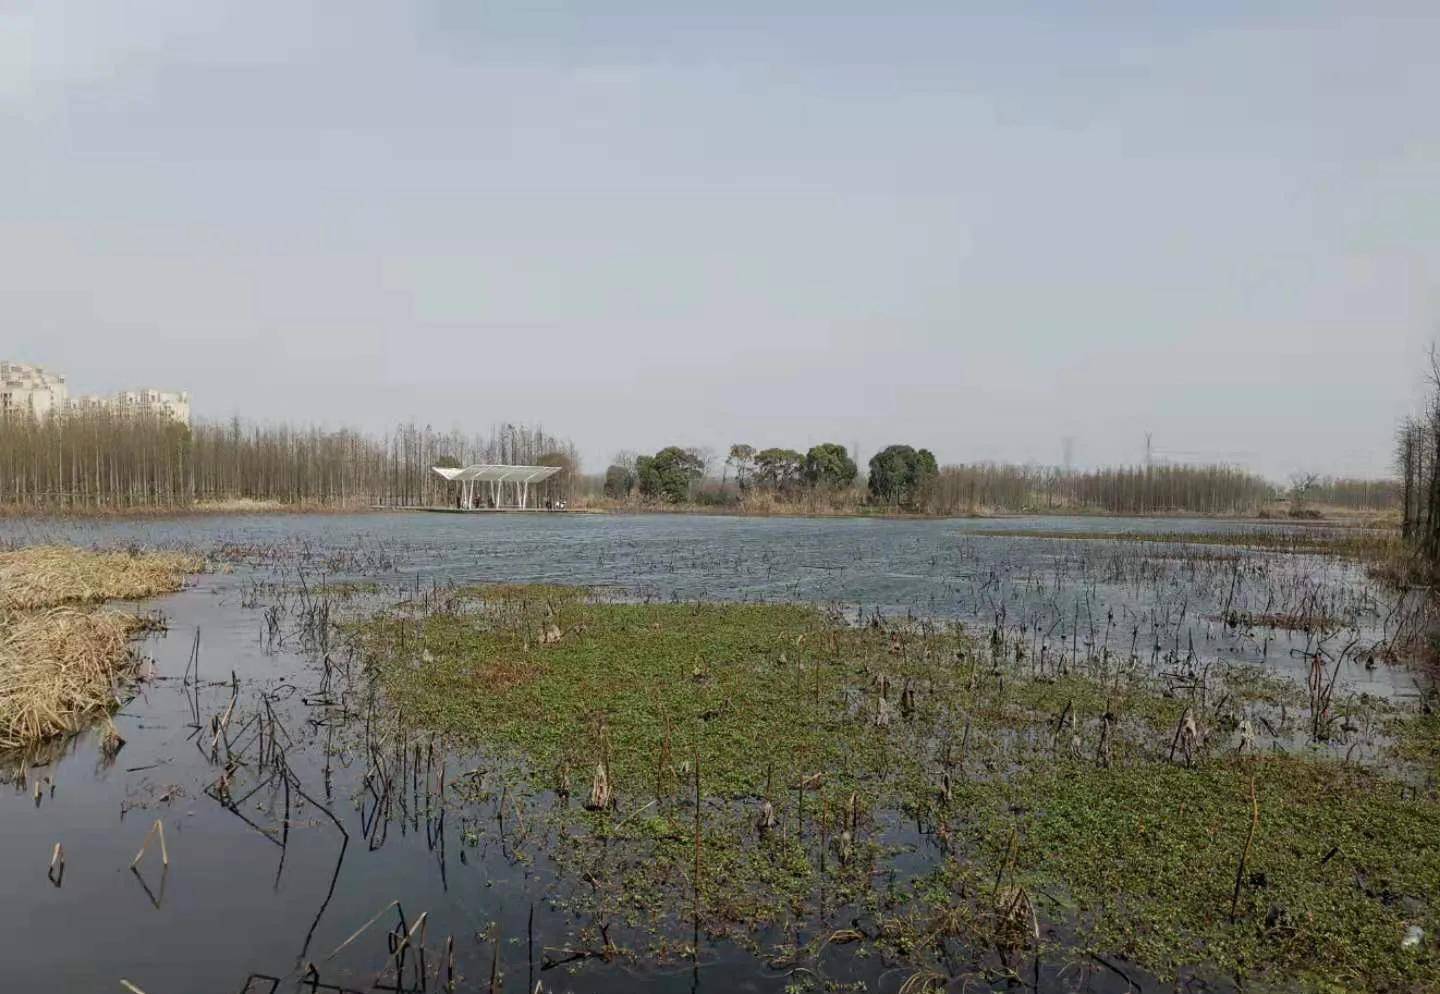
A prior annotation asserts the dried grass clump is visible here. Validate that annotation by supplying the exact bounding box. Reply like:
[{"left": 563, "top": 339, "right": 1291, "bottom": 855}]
[
  {"left": 0, "top": 608, "right": 146, "bottom": 749},
  {"left": 192, "top": 498, "right": 285, "bottom": 513},
  {"left": 0, "top": 546, "right": 203, "bottom": 611}
]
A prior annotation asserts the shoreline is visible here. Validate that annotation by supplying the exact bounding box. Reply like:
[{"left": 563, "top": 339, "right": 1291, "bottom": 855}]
[{"left": 0, "top": 498, "right": 1396, "bottom": 528}]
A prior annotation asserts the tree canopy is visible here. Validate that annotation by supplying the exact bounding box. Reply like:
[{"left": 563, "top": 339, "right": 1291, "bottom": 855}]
[
  {"left": 726, "top": 444, "right": 756, "bottom": 489},
  {"left": 637, "top": 446, "right": 706, "bottom": 503},
  {"left": 753, "top": 448, "right": 804, "bottom": 492},
  {"left": 803, "top": 443, "right": 857, "bottom": 489},
  {"left": 867, "top": 444, "right": 938, "bottom": 506},
  {"left": 603, "top": 464, "right": 635, "bottom": 499}
]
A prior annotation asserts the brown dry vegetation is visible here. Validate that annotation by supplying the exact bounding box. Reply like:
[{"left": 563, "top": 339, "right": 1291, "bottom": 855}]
[
  {"left": 0, "top": 546, "right": 201, "bottom": 748},
  {"left": 0, "top": 546, "right": 203, "bottom": 610},
  {"left": 0, "top": 608, "right": 149, "bottom": 749}
]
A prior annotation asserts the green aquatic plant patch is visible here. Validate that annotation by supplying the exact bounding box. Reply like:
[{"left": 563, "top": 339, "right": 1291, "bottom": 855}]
[{"left": 346, "top": 585, "right": 1440, "bottom": 991}]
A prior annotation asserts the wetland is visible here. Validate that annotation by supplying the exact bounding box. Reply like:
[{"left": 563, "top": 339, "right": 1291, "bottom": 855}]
[{"left": 0, "top": 511, "right": 1435, "bottom": 993}]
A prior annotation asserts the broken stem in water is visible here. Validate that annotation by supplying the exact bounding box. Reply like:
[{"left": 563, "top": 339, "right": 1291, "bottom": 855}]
[{"left": 130, "top": 818, "right": 169, "bottom": 869}]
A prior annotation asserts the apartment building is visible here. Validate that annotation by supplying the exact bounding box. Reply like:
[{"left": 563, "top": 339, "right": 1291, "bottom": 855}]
[
  {"left": 0, "top": 361, "right": 69, "bottom": 420},
  {"left": 0, "top": 361, "right": 191, "bottom": 426},
  {"left": 114, "top": 388, "right": 192, "bottom": 426}
]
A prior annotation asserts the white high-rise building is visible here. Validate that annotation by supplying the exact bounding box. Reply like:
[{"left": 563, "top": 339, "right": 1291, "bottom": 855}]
[
  {"left": 114, "top": 388, "right": 191, "bottom": 426},
  {"left": 68, "top": 394, "right": 111, "bottom": 414},
  {"left": 0, "top": 361, "right": 191, "bottom": 426},
  {"left": 0, "top": 362, "right": 69, "bottom": 420}
]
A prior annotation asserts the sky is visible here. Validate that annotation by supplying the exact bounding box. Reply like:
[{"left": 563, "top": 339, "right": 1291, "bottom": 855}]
[{"left": 2, "top": 1, "right": 1436, "bottom": 479}]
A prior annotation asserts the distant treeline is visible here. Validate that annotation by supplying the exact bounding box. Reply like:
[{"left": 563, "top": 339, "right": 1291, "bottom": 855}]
[
  {"left": 0, "top": 411, "right": 576, "bottom": 510},
  {"left": 927, "top": 466, "right": 1399, "bottom": 516},
  {"left": 1, "top": 407, "right": 1403, "bottom": 519},
  {"left": 922, "top": 463, "right": 1276, "bottom": 516},
  {"left": 1299, "top": 476, "right": 1403, "bottom": 511},
  {"left": 599, "top": 442, "right": 1399, "bottom": 517}
]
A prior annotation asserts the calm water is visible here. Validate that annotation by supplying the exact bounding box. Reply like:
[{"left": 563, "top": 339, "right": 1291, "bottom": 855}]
[
  {"left": 0, "top": 511, "right": 1421, "bottom": 992},
  {"left": 2, "top": 510, "right": 1416, "bottom": 692}
]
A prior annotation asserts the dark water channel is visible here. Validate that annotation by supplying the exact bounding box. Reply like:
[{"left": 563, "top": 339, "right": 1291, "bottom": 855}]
[{"left": 0, "top": 511, "right": 1424, "bottom": 992}]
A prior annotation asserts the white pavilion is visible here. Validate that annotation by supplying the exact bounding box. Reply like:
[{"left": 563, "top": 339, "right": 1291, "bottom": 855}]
[{"left": 432, "top": 464, "right": 563, "bottom": 510}]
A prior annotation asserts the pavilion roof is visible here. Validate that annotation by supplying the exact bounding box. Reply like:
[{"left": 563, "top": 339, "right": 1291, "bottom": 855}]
[{"left": 432, "top": 464, "right": 563, "bottom": 484}]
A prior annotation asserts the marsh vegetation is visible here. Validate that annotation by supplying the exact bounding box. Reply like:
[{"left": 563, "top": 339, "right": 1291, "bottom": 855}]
[
  {"left": 0, "top": 513, "right": 1433, "bottom": 993},
  {"left": 348, "top": 582, "right": 1438, "bottom": 990},
  {"left": 0, "top": 546, "right": 200, "bottom": 748}
]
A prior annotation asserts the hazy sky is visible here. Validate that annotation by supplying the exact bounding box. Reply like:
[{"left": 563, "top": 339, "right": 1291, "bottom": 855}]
[{"left": 3, "top": 2, "right": 1436, "bottom": 479}]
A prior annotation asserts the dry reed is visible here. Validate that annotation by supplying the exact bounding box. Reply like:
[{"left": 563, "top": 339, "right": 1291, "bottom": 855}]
[
  {"left": 0, "top": 608, "right": 147, "bottom": 749},
  {"left": 0, "top": 546, "right": 201, "bottom": 748},
  {"left": 0, "top": 546, "right": 202, "bottom": 611}
]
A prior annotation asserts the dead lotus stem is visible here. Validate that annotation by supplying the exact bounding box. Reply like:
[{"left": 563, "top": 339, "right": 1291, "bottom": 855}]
[
  {"left": 755, "top": 799, "right": 776, "bottom": 835},
  {"left": 584, "top": 762, "right": 613, "bottom": 812},
  {"left": 692, "top": 748, "right": 702, "bottom": 925},
  {"left": 131, "top": 818, "right": 169, "bottom": 869},
  {"left": 208, "top": 693, "right": 238, "bottom": 755},
  {"left": 615, "top": 798, "right": 657, "bottom": 830},
  {"left": 326, "top": 899, "right": 401, "bottom": 961},
  {"left": 1229, "top": 773, "right": 1260, "bottom": 922},
  {"left": 898, "top": 971, "right": 948, "bottom": 994},
  {"left": 375, "top": 910, "right": 429, "bottom": 990}
]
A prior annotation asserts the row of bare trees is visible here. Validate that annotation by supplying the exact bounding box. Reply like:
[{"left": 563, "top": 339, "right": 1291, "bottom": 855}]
[
  {"left": 2, "top": 406, "right": 1403, "bottom": 520},
  {"left": 922, "top": 463, "right": 1277, "bottom": 516},
  {"left": 1297, "top": 476, "right": 1403, "bottom": 511},
  {"left": 0, "top": 410, "right": 577, "bottom": 510}
]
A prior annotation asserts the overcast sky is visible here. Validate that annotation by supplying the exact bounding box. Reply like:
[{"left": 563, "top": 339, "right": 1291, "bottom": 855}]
[{"left": 3, "top": 2, "right": 1436, "bottom": 479}]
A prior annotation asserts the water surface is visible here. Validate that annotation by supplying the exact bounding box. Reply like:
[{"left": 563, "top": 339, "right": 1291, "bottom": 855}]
[{"left": 0, "top": 511, "right": 1421, "bottom": 992}]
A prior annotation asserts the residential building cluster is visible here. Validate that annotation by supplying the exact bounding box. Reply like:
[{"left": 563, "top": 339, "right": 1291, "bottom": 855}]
[
  {"left": 0, "top": 361, "right": 68, "bottom": 420},
  {"left": 0, "top": 361, "right": 191, "bottom": 426}
]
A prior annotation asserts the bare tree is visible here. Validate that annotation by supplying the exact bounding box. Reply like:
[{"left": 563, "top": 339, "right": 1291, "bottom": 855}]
[
  {"left": 1288, "top": 472, "right": 1321, "bottom": 518},
  {"left": 0, "top": 410, "right": 576, "bottom": 511}
]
